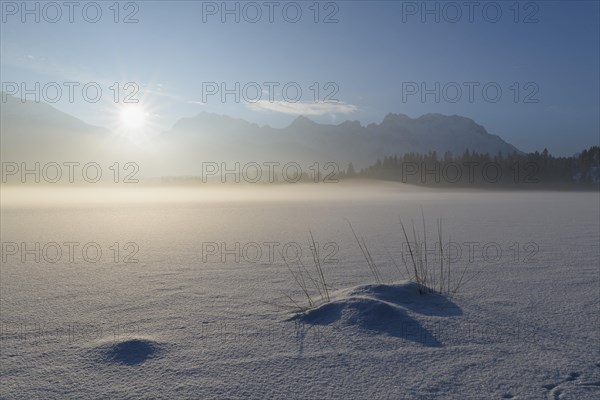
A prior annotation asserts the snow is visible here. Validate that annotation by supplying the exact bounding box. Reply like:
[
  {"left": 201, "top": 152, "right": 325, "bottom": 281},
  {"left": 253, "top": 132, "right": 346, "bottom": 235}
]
[
  {"left": 93, "top": 338, "right": 164, "bottom": 366},
  {"left": 1, "top": 186, "right": 599, "bottom": 399},
  {"left": 290, "top": 282, "right": 461, "bottom": 347}
]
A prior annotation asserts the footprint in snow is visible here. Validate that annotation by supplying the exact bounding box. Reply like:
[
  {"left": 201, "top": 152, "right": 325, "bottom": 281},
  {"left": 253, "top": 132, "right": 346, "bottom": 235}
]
[{"left": 543, "top": 367, "right": 600, "bottom": 399}]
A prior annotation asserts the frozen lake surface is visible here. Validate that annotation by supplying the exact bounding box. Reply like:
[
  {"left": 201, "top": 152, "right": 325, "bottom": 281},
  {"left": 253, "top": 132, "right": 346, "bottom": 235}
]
[{"left": 1, "top": 185, "right": 599, "bottom": 399}]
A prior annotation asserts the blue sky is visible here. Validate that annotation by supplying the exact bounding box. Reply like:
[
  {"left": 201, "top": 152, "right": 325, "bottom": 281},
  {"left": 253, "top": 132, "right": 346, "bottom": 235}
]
[{"left": 1, "top": 0, "right": 599, "bottom": 155}]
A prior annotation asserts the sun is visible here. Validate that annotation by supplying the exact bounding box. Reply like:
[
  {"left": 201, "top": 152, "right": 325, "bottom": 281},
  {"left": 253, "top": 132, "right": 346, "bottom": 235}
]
[
  {"left": 119, "top": 105, "right": 148, "bottom": 130},
  {"left": 107, "top": 100, "right": 158, "bottom": 148}
]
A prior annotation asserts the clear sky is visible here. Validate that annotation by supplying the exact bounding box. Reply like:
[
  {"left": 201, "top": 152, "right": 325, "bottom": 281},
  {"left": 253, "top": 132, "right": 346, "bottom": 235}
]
[{"left": 1, "top": 0, "right": 599, "bottom": 155}]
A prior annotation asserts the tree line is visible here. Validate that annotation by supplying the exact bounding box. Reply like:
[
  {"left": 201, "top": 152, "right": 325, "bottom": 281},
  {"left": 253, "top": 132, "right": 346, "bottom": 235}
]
[{"left": 339, "top": 146, "right": 600, "bottom": 189}]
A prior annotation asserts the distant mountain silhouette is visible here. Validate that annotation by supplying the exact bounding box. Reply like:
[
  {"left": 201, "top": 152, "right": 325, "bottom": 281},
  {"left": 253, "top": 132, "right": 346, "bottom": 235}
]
[
  {"left": 166, "top": 111, "right": 520, "bottom": 168},
  {"left": 1, "top": 95, "right": 521, "bottom": 177},
  {"left": 1, "top": 94, "right": 107, "bottom": 164},
  {"left": 2, "top": 94, "right": 100, "bottom": 133}
]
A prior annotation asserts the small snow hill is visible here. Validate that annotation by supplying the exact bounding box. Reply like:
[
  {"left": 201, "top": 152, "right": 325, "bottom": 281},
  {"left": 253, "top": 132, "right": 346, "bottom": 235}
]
[
  {"left": 92, "top": 338, "right": 164, "bottom": 365},
  {"left": 290, "top": 281, "right": 462, "bottom": 346}
]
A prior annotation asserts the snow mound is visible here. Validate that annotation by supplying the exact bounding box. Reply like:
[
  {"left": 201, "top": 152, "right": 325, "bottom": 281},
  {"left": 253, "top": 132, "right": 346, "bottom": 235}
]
[
  {"left": 290, "top": 281, "right": 461, "bottom": 346},
  {"left": 95, "top": 338, "right": 163, "bottom": 365},
  {"left": 339, "top": 282, "right": 462, "bottom": 316}
]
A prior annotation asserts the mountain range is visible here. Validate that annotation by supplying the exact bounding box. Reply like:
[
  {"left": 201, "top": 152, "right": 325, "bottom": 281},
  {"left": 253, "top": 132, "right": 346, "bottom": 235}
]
[{"left": 1, "top": 95, "right": 521, "bottom": 178}]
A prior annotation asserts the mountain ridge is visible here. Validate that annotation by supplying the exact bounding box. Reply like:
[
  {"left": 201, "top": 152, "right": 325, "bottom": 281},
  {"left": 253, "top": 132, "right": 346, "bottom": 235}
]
[{"left": 1, "top": 95, "right": 523, "bottom": 175}]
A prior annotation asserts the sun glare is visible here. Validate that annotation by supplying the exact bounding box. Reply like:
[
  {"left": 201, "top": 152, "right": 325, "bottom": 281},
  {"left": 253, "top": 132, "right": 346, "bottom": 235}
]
[
  {"left": 119, "top": 106, "right": 147, "bottom": 130},
  {"left": 108, "top": 101, "right": 158, "bottom": 147}
]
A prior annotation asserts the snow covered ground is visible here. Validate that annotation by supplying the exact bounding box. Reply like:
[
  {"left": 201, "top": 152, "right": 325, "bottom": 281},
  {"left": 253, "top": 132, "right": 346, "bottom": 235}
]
[{"left": 1, "top": 185, "right": 598, "bottom": 399}]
